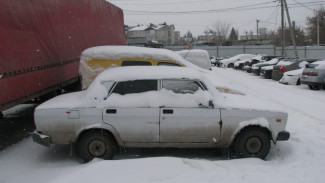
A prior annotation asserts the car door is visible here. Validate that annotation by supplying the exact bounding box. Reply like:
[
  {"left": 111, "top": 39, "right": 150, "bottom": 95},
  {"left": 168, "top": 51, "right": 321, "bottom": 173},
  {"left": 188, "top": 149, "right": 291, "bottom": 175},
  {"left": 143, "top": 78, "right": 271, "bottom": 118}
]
[
  {"left": 102, "top": 80, "right": 160, "bottom": 143},
  {"left": 159, "top": 79, "right": 221, "bottom": 143}
]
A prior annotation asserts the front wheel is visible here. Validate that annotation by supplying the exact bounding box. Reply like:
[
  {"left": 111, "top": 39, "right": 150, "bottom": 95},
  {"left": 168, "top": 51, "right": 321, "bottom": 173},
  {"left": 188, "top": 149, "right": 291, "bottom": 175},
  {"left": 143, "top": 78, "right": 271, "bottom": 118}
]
[
  {"left": 77, "top": 131, "right": 116, "bottom": 162},
  {"left": 228, "top": 63, "right": 234, "bottom": 68},
  {"left": 234, "top": 128, "right": 271, "bottom": 159}
]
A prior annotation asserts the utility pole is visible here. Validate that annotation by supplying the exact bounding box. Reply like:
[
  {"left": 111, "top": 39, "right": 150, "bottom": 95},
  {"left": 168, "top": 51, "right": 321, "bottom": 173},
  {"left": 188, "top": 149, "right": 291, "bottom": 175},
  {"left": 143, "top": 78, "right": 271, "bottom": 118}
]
[
  {"left": 317, "top": 15, "right": 320, "bottom": 46},
  {"left": 256, "top": 19, "right": 260, "bottom": 41},
  {"left": 281, "top": 0, "right": 285, "bottom": 56},
  {"left": 284, "top": 0, "right": 299, "bottom": 58}
]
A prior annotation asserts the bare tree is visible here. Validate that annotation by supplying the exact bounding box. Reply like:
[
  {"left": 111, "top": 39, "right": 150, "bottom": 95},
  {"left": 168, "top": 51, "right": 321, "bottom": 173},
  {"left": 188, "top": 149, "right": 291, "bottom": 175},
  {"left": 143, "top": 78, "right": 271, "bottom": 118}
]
[
  {"left": 306, "top": 7, "right": 325, "bottom": 45},
  {"left": 210, "top": 20, "right": 231, "bottom": 43}
]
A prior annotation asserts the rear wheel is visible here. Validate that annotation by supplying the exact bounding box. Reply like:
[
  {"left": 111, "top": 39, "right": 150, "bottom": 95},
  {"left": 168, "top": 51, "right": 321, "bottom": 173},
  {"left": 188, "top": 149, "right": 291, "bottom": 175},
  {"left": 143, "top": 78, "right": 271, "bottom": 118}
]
[
  {"left": 77, "top": 131, "right": 116, "bottom": 162},
  {"left": 228, "top": 63, "right": 234, "bottom": 68},
  {"left": 234, "top": 127, "right": 271, "bottom": 159},
  {"left": 308, "top": 85, "right": 320, "bottom": 90}
]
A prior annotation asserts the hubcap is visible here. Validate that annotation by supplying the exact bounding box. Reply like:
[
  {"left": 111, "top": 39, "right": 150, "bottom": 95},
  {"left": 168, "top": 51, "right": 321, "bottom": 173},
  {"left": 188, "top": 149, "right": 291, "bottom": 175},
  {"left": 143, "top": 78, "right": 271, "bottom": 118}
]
[
  {"left": 88, "top": 139, "right": 106, "bottom": 157},
  {"left": 245, "top": 137, "right": 262, "bottom": 154}
]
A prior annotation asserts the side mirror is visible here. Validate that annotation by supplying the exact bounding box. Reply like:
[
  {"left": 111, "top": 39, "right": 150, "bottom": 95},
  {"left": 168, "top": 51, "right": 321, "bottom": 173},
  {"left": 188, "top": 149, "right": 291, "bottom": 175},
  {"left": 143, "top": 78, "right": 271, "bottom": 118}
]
[{"left": 208, "top": 100, "right": 214, "bottom": 108}]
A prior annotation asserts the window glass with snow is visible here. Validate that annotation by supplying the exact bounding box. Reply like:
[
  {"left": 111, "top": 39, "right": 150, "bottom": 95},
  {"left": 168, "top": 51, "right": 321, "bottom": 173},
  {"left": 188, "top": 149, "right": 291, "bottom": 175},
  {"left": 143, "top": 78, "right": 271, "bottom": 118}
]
[
  {"left": 112, "top": 80, "right": 158, "bottom": 95},
  {"left": 162, "top": 79, "right": 204, "bottom": 94},
  {"left": 121, "top": 61, "right": 152, "bottom": 66},
  {"left": 157, "top": 62, "right": 181, "bottom": 67}
]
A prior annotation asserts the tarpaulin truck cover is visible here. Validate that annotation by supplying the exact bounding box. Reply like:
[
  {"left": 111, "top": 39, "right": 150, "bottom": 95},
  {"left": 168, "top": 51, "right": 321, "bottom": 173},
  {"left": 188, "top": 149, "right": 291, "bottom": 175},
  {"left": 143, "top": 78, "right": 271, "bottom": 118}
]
[{"left": 0, "top": 0, "right": 126, "bottom": 112}]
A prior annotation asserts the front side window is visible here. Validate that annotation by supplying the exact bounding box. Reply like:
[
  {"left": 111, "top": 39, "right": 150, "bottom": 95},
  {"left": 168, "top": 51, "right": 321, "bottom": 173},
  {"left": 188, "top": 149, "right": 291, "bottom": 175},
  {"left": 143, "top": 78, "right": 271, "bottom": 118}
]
[
  {"left": 112, "top": 80, "right": 158, "bottom": 95},
  {"left": 157, "top": 62, "right": 181, "bottom": 67},
  {"left": 121, "top": 61, "right": 152, "bottom": 66},
  {"left": 162, "top": 79, "right": 204, "bottom": 94}
]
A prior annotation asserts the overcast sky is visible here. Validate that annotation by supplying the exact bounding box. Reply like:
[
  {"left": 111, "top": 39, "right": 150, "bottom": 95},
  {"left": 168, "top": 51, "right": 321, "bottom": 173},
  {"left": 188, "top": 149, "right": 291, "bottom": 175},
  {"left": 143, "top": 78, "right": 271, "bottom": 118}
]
[{"left": 108, "top": 0, "right": 324, "bottom": 37}]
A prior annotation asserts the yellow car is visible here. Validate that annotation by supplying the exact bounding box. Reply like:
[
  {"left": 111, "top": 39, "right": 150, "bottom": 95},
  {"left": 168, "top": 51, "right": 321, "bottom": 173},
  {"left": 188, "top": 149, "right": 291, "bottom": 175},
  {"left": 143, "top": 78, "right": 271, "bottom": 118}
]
[{"left": 79, "top": 46, "right": 195, "bottom": 89}]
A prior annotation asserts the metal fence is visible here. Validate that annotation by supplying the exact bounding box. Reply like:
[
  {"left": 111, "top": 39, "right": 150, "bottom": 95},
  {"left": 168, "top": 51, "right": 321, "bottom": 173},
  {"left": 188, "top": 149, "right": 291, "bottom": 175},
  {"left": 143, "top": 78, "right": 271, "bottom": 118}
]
[{"left": 165, "top": 45, "right": 325, "bottom": 59}]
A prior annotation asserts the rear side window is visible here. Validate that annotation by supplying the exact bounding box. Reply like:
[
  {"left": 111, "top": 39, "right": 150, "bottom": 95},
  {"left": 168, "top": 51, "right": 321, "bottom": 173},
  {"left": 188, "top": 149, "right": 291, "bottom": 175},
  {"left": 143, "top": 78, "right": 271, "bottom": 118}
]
[
  {"left": 157, "top": 62, "right": 181, "bottom": 67},
  {"left": 112, "top": 80, "right": 158, "bottom": 95},
  {"left": 121, "top": 61, "right": 152, "bottom": 66},
  {"left": 162, "top": 79, "right": 204, "bottom": 94}
]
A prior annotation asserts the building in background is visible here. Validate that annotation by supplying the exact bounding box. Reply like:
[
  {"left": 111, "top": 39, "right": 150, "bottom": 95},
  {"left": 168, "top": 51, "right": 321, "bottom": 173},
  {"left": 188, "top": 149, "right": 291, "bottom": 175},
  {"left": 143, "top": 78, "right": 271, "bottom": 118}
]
[{"left": 125, "top": 23, "right": 182, "bottom": 46}]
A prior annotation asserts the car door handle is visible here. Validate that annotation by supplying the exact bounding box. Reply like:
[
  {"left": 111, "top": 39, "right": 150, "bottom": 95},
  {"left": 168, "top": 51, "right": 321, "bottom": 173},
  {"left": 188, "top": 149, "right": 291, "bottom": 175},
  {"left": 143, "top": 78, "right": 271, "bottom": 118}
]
[
  {"left": 106, "top": 109, "right": 117, "bottom": 114},
  {"left": 163, "top": 109, "right": 173, "bottom": 114}
]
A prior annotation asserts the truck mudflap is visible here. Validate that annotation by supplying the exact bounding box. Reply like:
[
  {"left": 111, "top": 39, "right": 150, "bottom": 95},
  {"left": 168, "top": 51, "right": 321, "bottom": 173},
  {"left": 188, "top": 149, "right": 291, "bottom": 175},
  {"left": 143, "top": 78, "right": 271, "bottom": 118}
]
[
  {"left": 32, "top": 131, "right": 50, "bottom": 147},
  {"left": 276, "top": 131, "right": 290, "bottom": 141}
]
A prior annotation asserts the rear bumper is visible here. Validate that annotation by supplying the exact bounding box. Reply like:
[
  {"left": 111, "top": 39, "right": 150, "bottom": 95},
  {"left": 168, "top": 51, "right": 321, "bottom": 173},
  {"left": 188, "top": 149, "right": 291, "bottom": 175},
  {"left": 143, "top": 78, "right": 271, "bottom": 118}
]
[
  {"left": 276, "top": 131, "right": 290, "bottom": 141},
  {"left": 32, "top": 131, "right": 51, "bottom": 147}
]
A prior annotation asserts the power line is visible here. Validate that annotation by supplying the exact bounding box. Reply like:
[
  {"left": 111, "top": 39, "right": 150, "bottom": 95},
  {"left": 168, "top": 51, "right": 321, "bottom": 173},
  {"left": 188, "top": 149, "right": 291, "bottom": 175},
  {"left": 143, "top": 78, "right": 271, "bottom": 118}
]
[
  {"left": 124, "top": 1, "right": 278, "bottom": 14},
  {"left": 291, "top": 0, "right": 318, "bottom": 12},
  {"left": 112, "top": 0, "right": 216, "bottom": 6},
  {"left": 124, "top": 1, "right": 324, "bottom": 15}
]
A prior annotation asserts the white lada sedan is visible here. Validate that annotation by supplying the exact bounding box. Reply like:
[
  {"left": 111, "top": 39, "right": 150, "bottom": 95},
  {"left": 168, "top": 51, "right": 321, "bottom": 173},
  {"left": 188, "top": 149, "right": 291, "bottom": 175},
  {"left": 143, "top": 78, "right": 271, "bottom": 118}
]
[{"left": 33, "top": 66, "right": 290, "bottom": 162}]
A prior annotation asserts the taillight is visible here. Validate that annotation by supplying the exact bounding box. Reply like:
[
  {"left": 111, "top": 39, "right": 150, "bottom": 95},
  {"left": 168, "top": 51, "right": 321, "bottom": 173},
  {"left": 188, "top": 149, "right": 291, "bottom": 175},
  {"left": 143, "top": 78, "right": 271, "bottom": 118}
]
[
  {"left": 279, "top": 67, "right": 286, "bottom": 72},
  {"left": 302, "top": 72, "right": 318, "bottom": 76}
]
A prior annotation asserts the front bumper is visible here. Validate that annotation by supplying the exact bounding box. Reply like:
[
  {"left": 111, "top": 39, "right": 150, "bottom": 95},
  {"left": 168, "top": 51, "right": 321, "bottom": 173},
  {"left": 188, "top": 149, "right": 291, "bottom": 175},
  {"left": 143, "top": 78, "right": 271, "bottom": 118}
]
[
  {"left": 32, "top": 131, "right": 51, "bottom": 147},
  {"left": 276, "top": 131, "right": 290, "bottom": 141}
]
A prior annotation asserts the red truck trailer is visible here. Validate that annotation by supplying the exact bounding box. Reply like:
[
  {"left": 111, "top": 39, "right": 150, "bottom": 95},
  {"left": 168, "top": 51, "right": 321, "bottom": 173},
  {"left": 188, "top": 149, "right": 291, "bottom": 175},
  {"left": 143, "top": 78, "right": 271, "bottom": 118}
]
[{"left": 0, "top": 0, "right": 126, "bottom": 115}]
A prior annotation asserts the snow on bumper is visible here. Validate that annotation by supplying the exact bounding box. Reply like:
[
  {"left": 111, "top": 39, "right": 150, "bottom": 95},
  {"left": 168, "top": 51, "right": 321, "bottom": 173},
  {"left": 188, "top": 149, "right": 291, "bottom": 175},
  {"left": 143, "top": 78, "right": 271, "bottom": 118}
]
[{"left": 32, "top": 131, "right": 51, "bottom": 147}]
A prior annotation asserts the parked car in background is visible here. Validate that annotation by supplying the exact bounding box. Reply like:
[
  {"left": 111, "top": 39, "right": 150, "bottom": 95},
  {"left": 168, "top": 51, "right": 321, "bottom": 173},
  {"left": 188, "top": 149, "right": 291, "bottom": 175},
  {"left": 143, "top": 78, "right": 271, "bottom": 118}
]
[
  {"left": 251, "top": 58, "right": 281, "bottom": 76},
  {"left": 244, "top": 56, "right": 279, "bottom": 73},
  {"left": 301, "top": 60, "right": 325, "bottom": 90},
  {"left": 279, "top": 69, "right": 305, "bottom": 85},
  {"left": 218, "top": 54, "right": 256, "bottom": 68},
  {"left": 234, "top": 55, "right": 264, "bottom": 70},
  {"left": 260, "top": 59, "right": 295, "bottom": 79},
  {"left": 210, "top": 56, "right": 217, "bottom": 66},
  {"left": 33, "top": 66, "right": 290, "bottom": 162},
  {"left": 80, "top": 46, "right": 199, "bottom": 89},
  {"left": 273, "top": 59, "right": 319, "bottom": 81},
  {"left": 260, "top": 65, "right": 275, "bottom": 79},
  {"left": 176, "top": 49, "right": 212, "bottom": 70}
]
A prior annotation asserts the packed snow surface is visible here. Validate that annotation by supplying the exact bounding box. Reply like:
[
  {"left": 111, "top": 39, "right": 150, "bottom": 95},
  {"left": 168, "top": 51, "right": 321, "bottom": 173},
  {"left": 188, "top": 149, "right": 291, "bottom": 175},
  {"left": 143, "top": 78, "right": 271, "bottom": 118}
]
[{"left": 1, "top": 67, "right": 325, "bottom": 183}]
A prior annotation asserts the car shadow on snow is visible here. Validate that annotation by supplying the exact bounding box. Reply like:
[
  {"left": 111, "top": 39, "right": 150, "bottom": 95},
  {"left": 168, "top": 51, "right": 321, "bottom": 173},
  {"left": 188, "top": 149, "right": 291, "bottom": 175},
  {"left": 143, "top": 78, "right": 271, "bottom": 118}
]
[
  {"left": 113, "top": 147, "right": 233, "bottom": 161},
  {"left": 37, "top": 145, "right": 236, "bottom": 163}
]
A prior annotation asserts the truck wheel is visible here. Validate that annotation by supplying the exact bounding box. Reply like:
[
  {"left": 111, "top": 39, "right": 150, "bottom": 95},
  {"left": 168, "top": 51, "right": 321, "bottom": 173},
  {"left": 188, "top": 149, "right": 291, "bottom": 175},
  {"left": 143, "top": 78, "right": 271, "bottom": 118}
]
[
  {"left": 234, "top": 128, "right": 271, "bottom": 159},
  {"left": 228, "top": 63, "right": 234, "bottom": 68},
  {"left": 77, "top": 131, "right": 116, "bottom": 162}
]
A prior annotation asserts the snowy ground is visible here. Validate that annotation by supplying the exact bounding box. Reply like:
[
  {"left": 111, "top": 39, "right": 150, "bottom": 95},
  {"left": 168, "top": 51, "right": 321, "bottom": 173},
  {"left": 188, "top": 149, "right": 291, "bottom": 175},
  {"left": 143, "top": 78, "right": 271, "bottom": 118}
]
[{"left": 1, "top": 67, "right": 325, "bottom": 183}]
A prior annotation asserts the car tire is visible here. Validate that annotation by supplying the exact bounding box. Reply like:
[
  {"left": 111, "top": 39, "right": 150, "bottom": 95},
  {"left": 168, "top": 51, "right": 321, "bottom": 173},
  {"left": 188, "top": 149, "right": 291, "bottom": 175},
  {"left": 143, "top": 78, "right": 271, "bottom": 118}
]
[
  {"left": 308, "top": 85, "right": 320, "bottom": 90},
  {"left": 77, "top": 131, "right": 116, "bottom": 162},
  {"left": 228, "top": 63, "right": 234, "bottom": 68},
  {"left": 234, "top": 127, "right": 271, "bottom": 159},
  {"left": 296, "top": 79, "right": 301, "bottom": 85}
]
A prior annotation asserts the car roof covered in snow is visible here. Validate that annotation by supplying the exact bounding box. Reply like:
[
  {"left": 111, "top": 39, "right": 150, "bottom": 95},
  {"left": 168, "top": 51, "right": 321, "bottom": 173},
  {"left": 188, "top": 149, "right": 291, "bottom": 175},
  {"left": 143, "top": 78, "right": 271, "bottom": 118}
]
[
  {"left": 92, "top": 66, "right": 204, "bottom": 83},
  {"left": 80, "top": 46, "right": 197, "bottom": 67},
  {"left": 176, "top": 49, "right": 211, "bottom": 70}
]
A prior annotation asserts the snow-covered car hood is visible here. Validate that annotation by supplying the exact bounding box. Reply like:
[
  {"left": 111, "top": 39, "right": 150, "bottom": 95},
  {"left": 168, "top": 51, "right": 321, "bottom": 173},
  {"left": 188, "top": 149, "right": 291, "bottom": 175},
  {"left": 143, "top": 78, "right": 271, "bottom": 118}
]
[{"left": 261, "top": 65, "right": 274, "bottom": 71}]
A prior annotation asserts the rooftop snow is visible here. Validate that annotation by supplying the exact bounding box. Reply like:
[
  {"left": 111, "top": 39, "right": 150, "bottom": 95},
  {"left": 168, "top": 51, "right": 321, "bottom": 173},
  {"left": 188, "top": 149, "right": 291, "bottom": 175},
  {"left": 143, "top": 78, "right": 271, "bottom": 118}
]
[{"left": 80, "top": 46, "right": 198, "bottom": 68}]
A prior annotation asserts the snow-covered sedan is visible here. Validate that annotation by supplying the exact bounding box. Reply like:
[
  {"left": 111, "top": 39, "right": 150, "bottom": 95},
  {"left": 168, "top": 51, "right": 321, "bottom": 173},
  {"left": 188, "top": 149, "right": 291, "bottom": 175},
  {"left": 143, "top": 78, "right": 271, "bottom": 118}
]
[
  {"left": 218, "top": 54, "right": 256, "bottom": 68},
  {"left": 33, "top": 66, "right": 290, "bottom": 162}
]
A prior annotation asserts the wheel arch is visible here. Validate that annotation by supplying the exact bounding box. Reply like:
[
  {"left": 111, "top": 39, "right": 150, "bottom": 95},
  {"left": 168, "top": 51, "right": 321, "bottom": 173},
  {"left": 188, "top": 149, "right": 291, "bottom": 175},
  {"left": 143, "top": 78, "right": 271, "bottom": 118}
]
[
  {"left": 76, "top": 125, "right": 124, "bottom": 147},
  {"left": 230, "top": 125, "right": 272, "bottom": 148}
]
